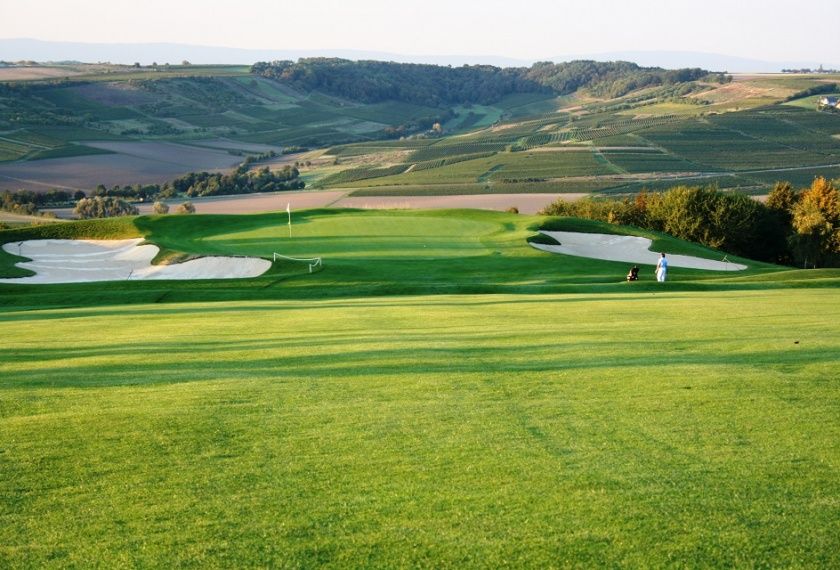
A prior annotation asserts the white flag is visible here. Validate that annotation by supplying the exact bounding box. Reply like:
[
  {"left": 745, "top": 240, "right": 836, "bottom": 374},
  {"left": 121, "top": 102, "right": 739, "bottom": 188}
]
[{"left": 286, "top": 203, "right": 290, "bottom": 214}]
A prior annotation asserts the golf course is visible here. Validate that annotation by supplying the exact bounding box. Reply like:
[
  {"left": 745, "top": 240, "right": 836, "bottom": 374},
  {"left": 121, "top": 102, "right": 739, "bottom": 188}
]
[
  {"left": 2, "top": 209, "right": 839, "bottom": 566},
  {"left": 3, "top": 30, "right": 840, "bottom": 568}
]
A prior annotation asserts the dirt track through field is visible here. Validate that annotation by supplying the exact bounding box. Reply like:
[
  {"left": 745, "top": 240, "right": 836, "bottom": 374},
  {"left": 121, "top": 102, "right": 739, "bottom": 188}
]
[
  {"left": 0, "top": 211, "right": 66, "bottom": 224},
  {"left": 332, "top": 193, "right": 582, "bottom": 214},
  {"left": 146, "top": 190, "right": 349, "bottom": 215},
  {"left": 0, "top": 67, "right": 86, "bottom": 81},
  {"left": 45, "top": 190, "right": 581, "bottom": 218}
]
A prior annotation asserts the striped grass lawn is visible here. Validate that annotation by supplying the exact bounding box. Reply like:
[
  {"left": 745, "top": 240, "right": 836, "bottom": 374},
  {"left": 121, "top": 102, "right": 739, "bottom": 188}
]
[{"left": 2, "top": 289, "right": 839, "bottom": 567}]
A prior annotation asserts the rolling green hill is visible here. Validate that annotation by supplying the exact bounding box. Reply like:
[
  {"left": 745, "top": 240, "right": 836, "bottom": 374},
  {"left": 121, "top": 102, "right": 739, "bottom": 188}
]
[
  {"left": 1, "top": 209, "right": 838, "bottom": 567},
  {"left": 316, "top": 92, "right": 840, "bottom": 196},
  {"left": 0, "top": 61, "right": 733, "bottom": 162},
  {"left": 0, "top": 74, "right": 448, "bottom": 156},
  {"left": 3, "top": 61, "right": 840, "bottom": 202}
]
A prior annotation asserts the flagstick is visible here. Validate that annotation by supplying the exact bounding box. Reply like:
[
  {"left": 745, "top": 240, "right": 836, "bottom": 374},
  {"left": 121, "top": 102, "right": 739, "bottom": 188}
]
[{"left": 287, "top": 203, "right": 292, "bottom": 238}]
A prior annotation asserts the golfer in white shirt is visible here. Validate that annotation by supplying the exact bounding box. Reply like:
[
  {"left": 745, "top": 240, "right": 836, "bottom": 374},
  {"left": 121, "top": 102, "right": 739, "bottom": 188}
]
[{"left": 656, "top": 253, "right": 668, "bottom": 282}]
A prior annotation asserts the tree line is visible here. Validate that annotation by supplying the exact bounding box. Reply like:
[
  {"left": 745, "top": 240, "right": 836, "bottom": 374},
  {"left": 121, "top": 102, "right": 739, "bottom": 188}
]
[
  {"left": 1, "top": 165, "right": 304, "bottom": 219},
  {"left": 73, "top": 197, "right": 197, "bottom": 219},
  {"left": 522, "top": 61, "right": 714, "bottom": 99},
  {"left": 75, "top": 166, "right": 303, "bottom": 218},
  {"left": 90, "top": 164, "right": 303, "bottom": 201},
  {"left": 539, "top": 178, "right": 840, "bottom": 268},
  {"left": 251, "top": 59, "right": 717, "bottom": 107},
  {"left": 173, "top": 165, "right": 304, "bottom": 197},
  {"left": 1, "top": 189, "right": 83, "bottom": 215}
]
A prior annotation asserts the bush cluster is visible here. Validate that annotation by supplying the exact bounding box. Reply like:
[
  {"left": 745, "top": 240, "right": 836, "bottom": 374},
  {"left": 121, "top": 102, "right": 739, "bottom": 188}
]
[
  {"left": 74, "top": 197, "right": 139, "bottom": 219},
  {"left": 1, "top": 189, "right": 84, "bottom": 215},
  {"left": 540, "top": 186, "right": 788, "bottom": 263},
  {"left": 89, "top": 164, "right": 303, "bottom": 203},
  {"left": 176, "top": 166, "right": 304, "bottom": 197},
  {"left": 175, "top": 201, "right": 195, "bottom": 215},
  {"left": 542, "top": 180, "right": 840, "bottom": 267}
]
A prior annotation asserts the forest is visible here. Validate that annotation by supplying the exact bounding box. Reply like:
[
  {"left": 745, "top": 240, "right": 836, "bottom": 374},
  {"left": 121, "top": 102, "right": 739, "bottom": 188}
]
[{"left": 251, "top": 59, "right": 715, "bottom": 106}]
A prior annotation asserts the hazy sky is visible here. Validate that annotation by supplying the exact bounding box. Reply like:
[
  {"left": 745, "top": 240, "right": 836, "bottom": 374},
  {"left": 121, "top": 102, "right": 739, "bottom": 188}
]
[{"left": 2, "top": 0, "right": 838, "bottom": 61}]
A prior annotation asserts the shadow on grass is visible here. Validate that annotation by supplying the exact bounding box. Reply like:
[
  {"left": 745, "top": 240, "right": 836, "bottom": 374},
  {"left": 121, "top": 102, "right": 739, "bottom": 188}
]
[{"left": 2, "top": 338, "right": 827, "bottom": 390}]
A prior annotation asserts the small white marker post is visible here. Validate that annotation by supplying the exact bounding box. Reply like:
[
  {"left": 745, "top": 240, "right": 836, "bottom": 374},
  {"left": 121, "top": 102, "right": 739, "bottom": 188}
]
[{"left": 286, "top": 203, "right": 292, "bottom": 238}]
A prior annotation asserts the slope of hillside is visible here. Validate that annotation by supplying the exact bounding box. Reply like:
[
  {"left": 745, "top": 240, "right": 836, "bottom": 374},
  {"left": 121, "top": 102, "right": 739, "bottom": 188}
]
[
  {"left": 312, "top": 76, "right": 840, "bottom": 197},
  {"left": 1, "top": 61, "right": 839, "bottom": 198}
]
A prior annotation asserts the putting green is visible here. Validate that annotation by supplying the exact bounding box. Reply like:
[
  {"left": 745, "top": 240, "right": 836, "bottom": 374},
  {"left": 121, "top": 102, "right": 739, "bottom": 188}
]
[{"left": 205, "top": 210, "right": 506, "bottom": 259}]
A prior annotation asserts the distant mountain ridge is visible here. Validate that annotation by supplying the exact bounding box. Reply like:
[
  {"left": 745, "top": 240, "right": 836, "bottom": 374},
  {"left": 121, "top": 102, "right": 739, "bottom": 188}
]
[
  {"left": 1, "top": 38, "right": 837, "bottom": 73},
  {"left": 552, "top": 50, "right": 840, "bottom": 74},
  {"left": 0, "top": 38, "right": 528, "bottom": 68}
]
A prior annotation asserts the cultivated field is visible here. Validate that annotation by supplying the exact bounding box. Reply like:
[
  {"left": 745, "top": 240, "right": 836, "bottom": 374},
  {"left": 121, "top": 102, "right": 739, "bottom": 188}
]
[
  {"left": 0, "top": 71, "right": 452, "bottom": 180},
  {"left": 0, "top": 141, "right": 243, "bottom": 191},
  {"left": 0, "top": 66, "right": 88, "bottom": 81},
  {"left": 3, "top": 69, "right": 839, "bottom": 201},
  {"left": 1, "top": 210, "right": 838, "bottom": 567},
  {"left": 310, "top": 76, "right": 840, "bottom": 198}
]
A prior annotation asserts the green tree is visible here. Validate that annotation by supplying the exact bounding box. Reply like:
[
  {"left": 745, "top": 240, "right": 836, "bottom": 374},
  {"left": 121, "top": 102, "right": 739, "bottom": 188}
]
[
  {"left": 766, "top": 181, "right": 799, "bottom": 218},
  {"left": 73, "top": 197, "right": 138, "bottom": 219}
]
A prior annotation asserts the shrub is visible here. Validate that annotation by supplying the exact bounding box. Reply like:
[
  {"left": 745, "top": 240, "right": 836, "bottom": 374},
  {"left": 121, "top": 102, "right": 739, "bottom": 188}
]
[
  {"left": 176, "top": 201, "right": 196, "bottom": 215},
  {"left": 152, "top": 201, "right": 169, "bottom": 215},
  {"left": 73, "top": 197, "right": 139, "bottom": 219}
]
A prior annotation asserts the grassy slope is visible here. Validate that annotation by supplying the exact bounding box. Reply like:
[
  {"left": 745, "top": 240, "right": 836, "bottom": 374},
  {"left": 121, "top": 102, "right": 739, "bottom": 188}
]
[
  {"left": 314, "top": 77, "right": 840, "bottom": 196},
  {"left": 1, "top": 209, "right": 839, "bottom": 566},
  {"left": 1, "top": 290, "right": 838, "bottom": 567},
  {"left": 6, "top": 73, "right": 840, "bottom": 197},
  {"left": 0, "top": 71, "right": 444, "bottom": 162}
]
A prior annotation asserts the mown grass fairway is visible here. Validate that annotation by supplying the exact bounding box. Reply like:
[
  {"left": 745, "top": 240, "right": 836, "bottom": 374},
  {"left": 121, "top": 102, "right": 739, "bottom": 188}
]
[
  {"left": 2, "top": 290, "right": 839, "bottom": 567},
  {"left": 1, "top": 209, "right": 839, "bottom": 567}
]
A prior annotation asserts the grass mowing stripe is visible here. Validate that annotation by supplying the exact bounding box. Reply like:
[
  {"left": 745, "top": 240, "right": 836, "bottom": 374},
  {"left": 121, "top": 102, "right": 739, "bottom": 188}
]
[{"left": 1, "top": 290, "right": 838, "bottom": 566}]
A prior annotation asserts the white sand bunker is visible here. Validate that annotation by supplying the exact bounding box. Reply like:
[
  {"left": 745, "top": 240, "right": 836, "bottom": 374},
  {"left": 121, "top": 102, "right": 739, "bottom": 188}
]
[
  {"left": 0, "top": 238, "right": 271, "bottom": 284},
  {"left": 531, "top": 231, "right": 747, "bottom": 271}
]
